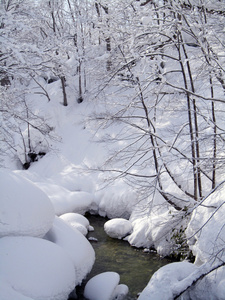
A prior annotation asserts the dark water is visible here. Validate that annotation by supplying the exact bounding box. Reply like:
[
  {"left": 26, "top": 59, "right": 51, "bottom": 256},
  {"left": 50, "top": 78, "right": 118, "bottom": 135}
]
[{"left": 75, "top": 214, "right": 171, "bottom": 300}]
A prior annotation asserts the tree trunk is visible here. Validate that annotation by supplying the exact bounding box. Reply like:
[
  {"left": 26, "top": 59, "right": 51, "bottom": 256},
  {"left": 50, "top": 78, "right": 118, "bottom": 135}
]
[{"left": 60, "top": 76, "right": 68, "bottom": 106}]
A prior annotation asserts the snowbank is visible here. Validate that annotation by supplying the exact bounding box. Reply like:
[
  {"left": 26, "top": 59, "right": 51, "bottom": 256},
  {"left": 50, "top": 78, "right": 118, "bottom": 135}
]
[
  {"left": 138, "top": 261, "right": 197, "bottom": 300},
  {"left": 0, "top": 236, "right": 75, "bottom": 300},
  {"left": 44, "top": 216, "right": 95, "bottom": 285},
  {"left": 127, "top": 194, "right": 188, "bottom": 256},
  {"left": 186, "top": 181, "right": 225, "bottom": 265},
  {"left": 0, "top": 169, "right": 55, "bottom": 238},
  {"left": 84, "top": 272, "right": 128, "bottom": 300},
  {"left": 104, "top": 218, "right": 132, "bottom": 239}
]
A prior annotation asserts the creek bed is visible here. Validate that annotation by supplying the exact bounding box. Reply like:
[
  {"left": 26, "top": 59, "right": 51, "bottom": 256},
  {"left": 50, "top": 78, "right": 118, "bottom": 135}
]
[{"left": 75, "top": 214, "right": 171, "bottom": 299}]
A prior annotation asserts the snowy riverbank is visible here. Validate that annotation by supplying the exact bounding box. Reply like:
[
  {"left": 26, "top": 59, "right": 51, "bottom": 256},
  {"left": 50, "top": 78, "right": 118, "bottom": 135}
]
[{"left": 1, "top": 96, "right": 225, "bottom": 299}]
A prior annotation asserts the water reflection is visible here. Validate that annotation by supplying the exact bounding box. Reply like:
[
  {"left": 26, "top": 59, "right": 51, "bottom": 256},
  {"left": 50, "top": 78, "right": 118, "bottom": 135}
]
[{"left": 75, "top": 214, "right": 170, "bottom": 300}]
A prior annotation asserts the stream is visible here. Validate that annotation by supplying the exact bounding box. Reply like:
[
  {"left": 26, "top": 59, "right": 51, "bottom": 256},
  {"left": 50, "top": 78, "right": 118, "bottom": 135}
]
[{"left": 74, "top": 214, "right": 171, "bottom": 300}]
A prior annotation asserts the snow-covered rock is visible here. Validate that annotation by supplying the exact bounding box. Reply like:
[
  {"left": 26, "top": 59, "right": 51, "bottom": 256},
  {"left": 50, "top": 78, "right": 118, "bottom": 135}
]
[
  {"left": 44, "top": 216, "right": 95, "bottom": 285},
  {"left": 111, "top": 284, "right": 129, "bottom": 300},
  {"left": 60, "top": 212, "right": 90, "bottom": 236},
  {"left": 84, "top": 272, "right": 128, "bottom": 300},
  {"left": 0, "top": 169, "right": 55, "bottom": 238},
  {"left": 138, "top": 261, "right": 197, "bottom": 300},
  {"left": 0, "top": 236, "right": 76, "bottom": 300},
  {"left": 104, "top": 218, "right": 132, "bottom": 239}
]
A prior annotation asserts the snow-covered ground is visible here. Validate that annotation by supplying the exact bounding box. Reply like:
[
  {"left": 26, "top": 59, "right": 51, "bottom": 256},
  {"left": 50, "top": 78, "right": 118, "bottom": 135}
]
[{"left": 1, "top": 78, "right": 225, "bottom": 299}]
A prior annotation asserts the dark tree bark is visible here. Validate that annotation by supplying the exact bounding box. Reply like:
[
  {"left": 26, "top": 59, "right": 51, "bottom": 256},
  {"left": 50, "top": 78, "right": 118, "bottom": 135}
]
[{"left": 60, "top": 76, "right": 68, "bottom": 106}]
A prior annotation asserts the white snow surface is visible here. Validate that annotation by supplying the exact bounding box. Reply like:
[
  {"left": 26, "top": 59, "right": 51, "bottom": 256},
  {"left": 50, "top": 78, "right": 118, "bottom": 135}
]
[
  {"left": 104, "top": 218, "right": 133, "bottom": 239},
  {"left": 0, "top": 169, "right": 55, "bottom": 238},
  {"left": 44, "top": 216, "right": 95, "bottom": 285},
  {"left": 84, "top": 272, "right": 128, "bottom": 300},
  {"left": 0, "top": 236, "right": 75, "bottom": 300},
  {"left": 96, "top": 182, "right": 138, "bottom": 219},
  {"left": 60, "top": 212, "right": 90, "bottom": 236},
  {"left": 138, "top": 261, "right": 197, "bottom": 300}
]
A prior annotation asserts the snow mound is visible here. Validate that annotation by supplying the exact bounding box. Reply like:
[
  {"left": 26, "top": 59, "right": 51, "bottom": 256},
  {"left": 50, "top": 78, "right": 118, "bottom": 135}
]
[
  {"left": 138, "top": 261, "right": 197, "bottom": 300},
  {"left": 104, "top": 218, "right": 132, "bottom": 239},
  {"left": 111, "top": 284, "right": 129, "bottom": 300},
  {"left": 44, "top": 216, "right": 95, "bottom": 285},
  {"left": 96, "top": 182, "right": 138, "bottom": 219},
  {"left": 0, "top": 169, "right": 55, "bottom": 238},
  {"left": 0, "top": 236, "right": 76, "bottom": 300},
  {"left": 60, "top": 212, "right": 90, "bottom": 236},
  {"left": 84, "top": 272, "right": 128, "bottom": 300},
  {"left": 37, "top": 181, "right": 95, "bottom": 215},
  {"left": 0, "top": 279, "right": 34, "bottom": 300}
]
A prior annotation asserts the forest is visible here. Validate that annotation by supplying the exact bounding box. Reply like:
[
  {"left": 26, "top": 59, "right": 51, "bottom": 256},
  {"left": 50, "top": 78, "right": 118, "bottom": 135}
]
[{"left": 1, "top": 0, "right": 225, "bottom": 299}]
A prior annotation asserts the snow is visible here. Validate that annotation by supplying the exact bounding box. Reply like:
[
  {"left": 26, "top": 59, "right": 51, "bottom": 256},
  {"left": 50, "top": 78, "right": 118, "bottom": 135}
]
[
  {"left": 96, "top": 182, "right": 138, "bottom": 219},
  {"left": 1, "top": 8, "right": 225, "bottom": 298},
  {"left": 0, "top": 236, "right": 75, "bottom": 300},
  {"left": 37, "top": 181, "right": 95, "bottom": 216},
  {"left": 84, "top": 272, "right": 128, "bottom": 300},
  {"left": 127, "top": 193, "right": 187, "bottom": 257},
  {"left": 111, "top": 284, "right": 129, "bottom": 300},
  {"left": 186, "top": 181, "right": 225, "bottom": 266},
  {"left": 0, "top": 280, "right": 34, "bottom": 300},
  {"left": 60, "top": 212, "right": 90, "bottom": 236},
  {"left": 0, "top": 169, "right": 55, "bottom": 238},
  {"left": 138, "top": 261, "right": 197, "bottom": 300},
  {"left": 44, "top": 216, "right": 95, "bottom": 285},
  {"left": 104, "top": 218, "right": 133, "bottom": 239}
]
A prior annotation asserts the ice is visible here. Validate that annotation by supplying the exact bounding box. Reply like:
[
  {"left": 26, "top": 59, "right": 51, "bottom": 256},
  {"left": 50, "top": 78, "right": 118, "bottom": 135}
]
[
  {"left": 0, "top": 236, "right": 75, "bottom": 300},
  {"left": 84, "top": 272, "right": 128, "bottom": 300},
  {"left": 104, "top": 218, "right": 133, "bottom": 239},
  {"left": 0, "top": 169, "right": 55, "bottom": 238},
  {"left": 44, "top": 216, "right": 95, "bottom": 285}
]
